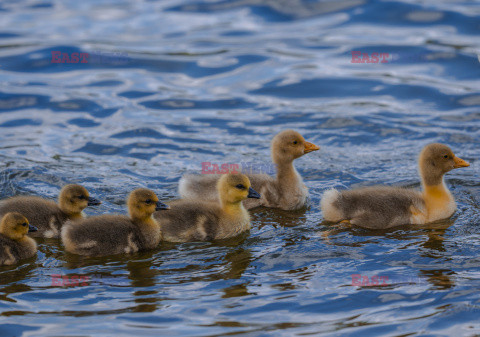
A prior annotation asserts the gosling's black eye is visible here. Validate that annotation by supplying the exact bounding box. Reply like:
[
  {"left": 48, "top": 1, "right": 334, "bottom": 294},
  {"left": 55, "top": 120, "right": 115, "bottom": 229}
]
[
  {"left": 236, "top": 184, "right": 245, "bottom": 190},
  {"left": 21, "top": 223, "right": 28, "bottom": 227},
  {"left": 293, "top": 141, "right": 298, "bottom": 145},
  {"left": 78, "top": 195, "right": 86, "bottom": 200},
  {"left": 145, "top": 199, "right": 152, "bottom": 204},
  {"left": 444, "top": 155, "right": 449, "bottom": 159}
]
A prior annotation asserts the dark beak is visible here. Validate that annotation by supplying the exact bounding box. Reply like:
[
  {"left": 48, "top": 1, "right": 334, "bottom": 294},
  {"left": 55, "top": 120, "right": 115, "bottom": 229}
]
[
  {"left": 87, "top": 197, "right": 101, "bottom": 206},
  {"left": 28, "top": 225, "right": 38, "bottom": 232},
  {"left": 247, "top": 187, "right": 261, "bottom": 199},
  {"left": 155, "top": 201, "right": 170, "bottom": 211}
]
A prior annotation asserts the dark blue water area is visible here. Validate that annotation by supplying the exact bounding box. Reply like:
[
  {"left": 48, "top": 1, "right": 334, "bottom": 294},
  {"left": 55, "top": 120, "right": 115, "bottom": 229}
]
[{"left": 0, "top": 0, "right": 479, "bottom": 336}]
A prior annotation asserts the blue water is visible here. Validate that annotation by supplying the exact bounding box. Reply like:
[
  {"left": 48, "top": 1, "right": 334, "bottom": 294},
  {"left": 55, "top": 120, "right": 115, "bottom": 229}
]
[{"left": 0, "top": 0, "right": 479, "bottom": 336}]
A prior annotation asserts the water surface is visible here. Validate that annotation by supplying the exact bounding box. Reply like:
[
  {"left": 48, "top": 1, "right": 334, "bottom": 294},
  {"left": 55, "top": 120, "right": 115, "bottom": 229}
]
[{"left": 0, "top": 0, "right": 479, "bottom": 336}]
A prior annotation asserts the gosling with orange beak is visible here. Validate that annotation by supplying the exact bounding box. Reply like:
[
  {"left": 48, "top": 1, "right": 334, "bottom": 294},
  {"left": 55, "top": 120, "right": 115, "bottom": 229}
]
[
  {"left": 178, "top": 130, "right": 319, "bottom": 210},
  {"left": 321, "top": 143, "right": 470, "bottom": 229}
]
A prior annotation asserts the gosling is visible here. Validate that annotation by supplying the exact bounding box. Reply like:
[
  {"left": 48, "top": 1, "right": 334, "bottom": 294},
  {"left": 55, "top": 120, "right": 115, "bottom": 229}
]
[
  {"left": 0, "top": 184, "right": 101, "bottom": 238},
  {"left": 178, "top": 130, "right": 319, "bottom": 210},
  {"left": 61, "top": 188, "right": 168, "bottom": 256},
  {"left": 321, "top": 143, "right": 470, "bottom": 229},
  {"left": 0, "top": 212, "right": 37, "bottom": 265},
  {"left": 155, "top": 173, "right": 260, "bottom": 242}
]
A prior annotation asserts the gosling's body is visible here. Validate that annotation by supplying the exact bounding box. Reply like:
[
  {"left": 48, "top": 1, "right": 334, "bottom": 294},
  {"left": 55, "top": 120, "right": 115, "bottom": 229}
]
[
  {"left": 0, "top": 185, "right": 100, "bottom": 238},
  {"left": 156, "top": 174, "right": 260, "bottom": 242},
  {"left": 62, "top": 215, "right": 159, "bottom": 256},
  {"left": 321, "top": 143, "right": 470, "bottom": 229},
  {"left": 0, "top": 197, "right": 69, "bottom": 238},
  {"left": 179, "top": 130, "right": 319, "bottom": 210},
  {"left": 0, "top": 234, "right": 37, "bottom": 266},
  {"left": 61, "top": 189, "right": 167, "bottom": 257},
  {"left": 321, "top": 187, "right": 426, "bottom": 229},
  {"left": 0, "top": 213, "right": 37, "bottom": 266},
  {"left": 155, "top": 200, "right": 249, "bottom": 242}
]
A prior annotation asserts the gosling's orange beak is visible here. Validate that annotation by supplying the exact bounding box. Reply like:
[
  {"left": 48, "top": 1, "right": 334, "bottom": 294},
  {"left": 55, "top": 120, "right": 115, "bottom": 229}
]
[
  {"left": 453, "top": 156, "right": 470, "bottom": 168},
  {"left": 304, "top": 141, "right": 320, "bottom": 154}
]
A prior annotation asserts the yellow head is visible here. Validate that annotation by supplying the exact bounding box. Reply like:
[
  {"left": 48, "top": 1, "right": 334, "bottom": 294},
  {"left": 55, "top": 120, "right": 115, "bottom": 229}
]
[
  {"left": 217, "top": 173, "right": 261, "bottom": 205},
  {"left": 127, "top": 188, "right": 169, "bottom": 220},
  {"left": 58, "top": 184, "right": 101, "bottom": 215},
  {"left": 0, "top": 212, "right": 37, "bottom": 241},
  {"left": 419, "top": 143, "right": 470, "bottom": 186},
  {"left": 271, "top": 130, "right": 319, "bottom": 164}
]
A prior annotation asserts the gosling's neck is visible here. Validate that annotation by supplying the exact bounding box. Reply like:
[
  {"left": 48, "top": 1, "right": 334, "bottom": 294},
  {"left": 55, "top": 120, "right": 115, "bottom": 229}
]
[
  {"left": 422, "top": 181, "right": 453, "bottom": 205},
  {"left": 19, "top": 236, "right": 37, "bottom": 249},
  {"left": 421, "top": 171, "right": 455, "bottom": 220},
  {"left": 68, "top": 212, "right": 84, "bottom": 220},
  {"left": 218, "top": 198, "right": 251, "bottom": 239},
  {"left": 420, "top": 169, "right": 452, "bottom": 199},
  {"left": 275, "top": 159, "right": 300, "bottom": 187},
  {"left": 4, "top": 234, "right": 36, "bottom": 246},
  {"left": 131, "top": 213, "right": 161, "bottom": 247},
  {"left": 131, "top": 213, "right": 158, "bottom": 227},
  {"left": 220, "top": 199, "right": 246, "bottom": 218},
  {"left": 59, "top": 202, "right": 84, "bottom": 220}
]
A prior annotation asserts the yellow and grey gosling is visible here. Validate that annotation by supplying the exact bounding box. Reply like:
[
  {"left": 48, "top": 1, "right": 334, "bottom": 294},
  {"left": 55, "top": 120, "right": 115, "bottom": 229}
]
[
  {"left": 155, "top": 173, "right": 260, "bottom": 242},
  {"left": 0, "top": 212, "right": 37, "bottom": 265},
  {"left": 61, "top": 189, "right": 168, "bottom": 257},
  {"left": 321, "top": 143, "right": 470, "bottom": 229},
  {"left": 178, "top": 130, "right": 319, "bottom": 210},
  {"left": 0, "top": 184, "right": 100, "bottom": 238}
]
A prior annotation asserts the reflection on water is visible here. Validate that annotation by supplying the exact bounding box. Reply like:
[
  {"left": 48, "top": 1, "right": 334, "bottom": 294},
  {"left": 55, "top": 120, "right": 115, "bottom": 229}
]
[{"left": 0, "top": 0, "right": 479, "bottom": 335}]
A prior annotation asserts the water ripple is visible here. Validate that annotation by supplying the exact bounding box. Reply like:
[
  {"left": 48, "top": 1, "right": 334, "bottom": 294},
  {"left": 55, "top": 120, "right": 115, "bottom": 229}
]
[{"left": 0, "top": 0, "right": 479, "bottom": 336}]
